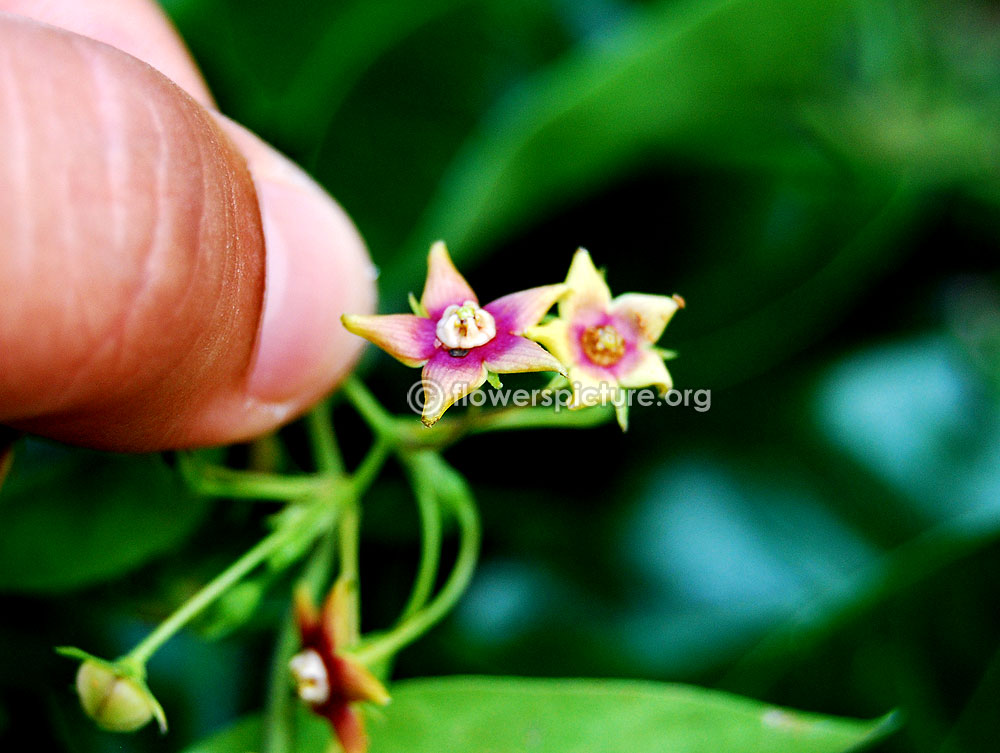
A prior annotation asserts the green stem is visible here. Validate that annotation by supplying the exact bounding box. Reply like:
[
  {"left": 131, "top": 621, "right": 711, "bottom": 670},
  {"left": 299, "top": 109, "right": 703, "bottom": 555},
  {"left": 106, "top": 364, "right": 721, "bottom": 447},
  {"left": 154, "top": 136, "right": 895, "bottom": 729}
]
[
  {"left": 339, "top": 500, "right": 361, "bottom": 643},
  {"left": 391, "top": 404, "right": 615, "bottom": 450},
  {"left": 400, "top": 470, "right": 443, "bottom": 620},
  {"left": 307, "top": 400, "right": 344, "bottom": 475},
  {"left": 466, "top": 404, "right": 614, "bottom": 435},
  {"left": 353, "top": 479, "right": 479, "bottom": 666},
  {"left": 350, "top": 439, "right": 391, "bottom": 495},
  {"left": 179, "top": 453, "right": 334, "bottom": 501},
  {"left": 341, "top": 376, "right": 395, "bottom": 438},
  {"left": 124, "top": 516, "right": 317, "bottom": 667},
  {"left": 263, "top": 612, "right": 300, "bottom": 753},
  {"left": 336, "top": 439, "right": 390, "bottom": 643},
  {"left": 264, "top": 529, "right": 338, "bottom": 753}
]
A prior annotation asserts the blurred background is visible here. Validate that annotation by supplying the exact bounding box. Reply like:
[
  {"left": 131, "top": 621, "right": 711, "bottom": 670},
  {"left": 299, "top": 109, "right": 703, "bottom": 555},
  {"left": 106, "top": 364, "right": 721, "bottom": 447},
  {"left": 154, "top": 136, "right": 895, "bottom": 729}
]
[{"left": 2, "top": 0, "right": 1000, "bottom": 750}]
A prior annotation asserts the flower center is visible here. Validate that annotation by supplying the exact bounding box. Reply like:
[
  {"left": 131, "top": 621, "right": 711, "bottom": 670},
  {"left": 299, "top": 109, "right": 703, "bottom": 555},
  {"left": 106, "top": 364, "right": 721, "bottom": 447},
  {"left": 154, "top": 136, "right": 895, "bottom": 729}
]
[
  {"left": 289, "top": 649, "right": 330, "bottom": 705},
  {"left": 436, "top": 300, "right": 496, "bottom": 350},
  {"left": 580, "top": 324, "right": 626, "bottom": 367}
]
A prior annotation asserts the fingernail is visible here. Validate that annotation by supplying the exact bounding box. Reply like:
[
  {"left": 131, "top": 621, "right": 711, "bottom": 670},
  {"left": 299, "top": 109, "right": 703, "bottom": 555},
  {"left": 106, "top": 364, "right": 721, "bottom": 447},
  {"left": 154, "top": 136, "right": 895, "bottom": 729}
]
[
  {"left": 246, "top": 177, "right": 374, "bottom": 404},
  {"left": 211, "top": 116, "right": 375, "bottom": 408}
]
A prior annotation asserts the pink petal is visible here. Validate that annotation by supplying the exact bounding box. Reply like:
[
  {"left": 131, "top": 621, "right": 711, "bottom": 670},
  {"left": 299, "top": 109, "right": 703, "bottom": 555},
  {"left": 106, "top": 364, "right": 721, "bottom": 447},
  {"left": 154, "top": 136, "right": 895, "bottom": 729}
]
[
  {"left": 342, "top": 314, "right": 437, "bottom": 367},
  {"left": 481, "top": 333, "right": 566, "bottom": 375},
  {"left": 420, "top": 241, "right": 478, "bottom": 317},
  {"left": 420, "top": 350, "right": 488, "bottom": 426},
  {"left": 484, "top": 284, "right": 567, "bottom": 334},
  {"left": 610, "top": 293, "right": 680, "bottom": 343}
]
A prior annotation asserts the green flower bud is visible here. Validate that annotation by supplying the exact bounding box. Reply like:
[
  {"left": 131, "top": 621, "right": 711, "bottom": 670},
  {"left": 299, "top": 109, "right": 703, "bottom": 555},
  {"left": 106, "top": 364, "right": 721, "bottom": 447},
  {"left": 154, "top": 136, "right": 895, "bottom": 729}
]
[{"left": 75, "top": 660, "right": 158, "bottom": 733}]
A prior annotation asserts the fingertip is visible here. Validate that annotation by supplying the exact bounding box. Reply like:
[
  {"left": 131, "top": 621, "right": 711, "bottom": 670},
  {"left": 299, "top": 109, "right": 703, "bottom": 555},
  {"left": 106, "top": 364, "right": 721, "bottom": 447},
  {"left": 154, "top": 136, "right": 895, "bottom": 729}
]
[
  {"left": 0, "top": 0, "right": 214, "bottom": 105},
  {"left": 194, "top": 118, "right": 377, "bottom": 444}
]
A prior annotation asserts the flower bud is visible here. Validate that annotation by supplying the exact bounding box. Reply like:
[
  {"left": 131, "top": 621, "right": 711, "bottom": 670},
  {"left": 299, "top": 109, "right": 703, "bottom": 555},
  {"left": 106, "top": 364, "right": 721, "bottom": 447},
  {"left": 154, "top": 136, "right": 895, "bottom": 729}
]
[{"left": 75, "top": 660, "right": 158, "bottom": 733}]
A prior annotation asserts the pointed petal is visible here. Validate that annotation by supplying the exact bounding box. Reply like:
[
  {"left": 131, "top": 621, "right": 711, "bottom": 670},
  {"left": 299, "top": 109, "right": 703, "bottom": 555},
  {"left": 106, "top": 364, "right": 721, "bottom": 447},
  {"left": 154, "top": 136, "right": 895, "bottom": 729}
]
[
  {"left": 614, "top": 400, "right": 630, "bottom": 432},
  {"left": 420, "top": 351, "right": 487, "bottom": 426},
  {"left": 482, "top": 334, "right": 566, "bottom": 375},
  {"left": 560, "top": 248, "right": 611, "bottom": 320},
  {"left": 330, "top": 704, "right": 368, "bottom": 753},
  {"left": 293, "top": 585, "right": 321, "bottom": 642},
  {"left": 524, "top": 319, "right": 575, "bottom": 366},
  {"left": 321, "top": 578, "right": 355, "bottom": 652},
  {"left": 611, "top": 293, "right": 680, "bottom": 343},
  {"left": 484, "top": 284, "right": 567, "bottom": 334},
  {"left": 337, "top": 655, "right": 391, "bottom": 706},
  {"left": 342, "top": 314, "right": 437, "bottom": 367},
  {"left": 618, "top": 349, "right": 673, "bottom": 393},
  {"left": 420, "top": 241, "right": 477, "bottom": 317},
  {"left": 566, "top": 367, "right": 620, "bottom": 409}
]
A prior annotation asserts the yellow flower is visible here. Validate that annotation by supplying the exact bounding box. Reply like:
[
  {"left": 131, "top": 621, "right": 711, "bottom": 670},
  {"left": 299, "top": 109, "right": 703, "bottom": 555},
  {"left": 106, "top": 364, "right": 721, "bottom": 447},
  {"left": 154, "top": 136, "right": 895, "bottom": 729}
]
[{"left": 527, "top": 248, "right": 683, "bottom": 429}]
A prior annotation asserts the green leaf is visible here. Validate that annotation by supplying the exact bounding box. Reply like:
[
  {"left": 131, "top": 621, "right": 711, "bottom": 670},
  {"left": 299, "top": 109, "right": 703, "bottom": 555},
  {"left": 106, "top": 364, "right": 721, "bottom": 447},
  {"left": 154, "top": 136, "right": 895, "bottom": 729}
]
[
  {"left": 188, "top": 677, "right": 894, "bottom": 753},
  {"left": 0, "top": 441, "right": 209, "bottom": 592},
  {"left": 181, "top": 708, "right": 329, "bottom": 753},
  {"left": 388, "top": 0, "right": 863, "bottom": 301},
  {"left": 369, "top": 677, "right": 895, "bottom": 753}
]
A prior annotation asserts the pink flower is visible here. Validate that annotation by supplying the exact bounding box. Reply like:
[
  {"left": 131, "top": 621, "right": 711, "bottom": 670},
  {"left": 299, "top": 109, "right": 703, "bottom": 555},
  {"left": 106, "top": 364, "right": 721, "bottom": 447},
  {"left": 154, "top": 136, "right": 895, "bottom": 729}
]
[
  {"left": 342, "top": 242, "right": 567, "bottom": 425},
  {"left": 526, "top": 248, "right": 684, "bottom": 429}
]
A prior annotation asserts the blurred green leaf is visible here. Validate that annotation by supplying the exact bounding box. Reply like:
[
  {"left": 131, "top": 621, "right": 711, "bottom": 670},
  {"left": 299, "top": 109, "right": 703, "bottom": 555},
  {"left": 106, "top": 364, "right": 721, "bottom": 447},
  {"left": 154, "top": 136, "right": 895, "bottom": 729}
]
[
  {"left": 0, "top": 442, "right": 209, "bottom": 592},
  {"left": 387, "top": 0, "right": 862, "bottom": 300},
  {"left": 676, "top": 180, "right": 920, "bottom": 389},
  {"left": 264, "top": 0, "right": 476, "bottom": 151},
  {"left": 181, "top": 707, "right": 328, "bottom": 753},
  {"left": 198, "top": 579, "right": 268, "bottom": 640},
  {"left": 373, "top": 677, "right": 894, "bottom": 752},
  {"left": 184, "top": 677, "right": 894, "bottom": 753},
  {"left": 311, "top": 0, "right": 572, "bottom": 258}
]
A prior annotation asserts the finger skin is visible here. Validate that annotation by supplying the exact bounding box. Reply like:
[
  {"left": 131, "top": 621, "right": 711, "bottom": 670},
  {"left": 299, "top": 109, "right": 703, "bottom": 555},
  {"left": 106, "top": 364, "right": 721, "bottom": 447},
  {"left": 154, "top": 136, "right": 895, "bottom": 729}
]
[
  {"left": 0, "top": 17, "right": 265, "bottom": 449},
  {"left": 0, "top": 7, "right": 376, "bottom": 451},
  {"left": 0, "top": 0, "right": 213, "bottom": 103}
]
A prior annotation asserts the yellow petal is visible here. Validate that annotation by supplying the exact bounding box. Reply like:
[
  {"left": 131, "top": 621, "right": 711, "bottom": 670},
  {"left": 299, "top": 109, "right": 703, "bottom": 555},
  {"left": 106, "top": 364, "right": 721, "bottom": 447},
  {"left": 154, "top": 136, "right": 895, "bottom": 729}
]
[
  {"left": 322, "top": 577, "right": 357, "bottom": 650},
  {"left": 560, "top": 248, "right": 611, "bottom": 320},
  {"left": 293, "top": 584, "right": 320, "bottom": 634},
  {"left": 618, "top": 350, "right": 673, "bottom": 394},
  {"left": 339, "top": 654, "right": 392, "bottom": 706},
  {"left": 566, "top": 367, "right": 620, "bottom": 409},
  {"left": 524, "top": 319, "right": 574, "bottom": 366},
  {"left": 611, "top": 293, "right": 680, "bottom": 343}
]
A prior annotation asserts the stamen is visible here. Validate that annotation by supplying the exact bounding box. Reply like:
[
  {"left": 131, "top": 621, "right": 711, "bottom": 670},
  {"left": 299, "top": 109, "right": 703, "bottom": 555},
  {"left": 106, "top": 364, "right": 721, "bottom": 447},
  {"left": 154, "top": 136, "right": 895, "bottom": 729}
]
[
  {"left": 290, "top": 649, "right": 330, "bottom": 705},
  {"left": 581, "top": 325, "right": 626, "bottom": 366},
  {"left": 436, "top": 300, "right": 496, "bottom": 349}
]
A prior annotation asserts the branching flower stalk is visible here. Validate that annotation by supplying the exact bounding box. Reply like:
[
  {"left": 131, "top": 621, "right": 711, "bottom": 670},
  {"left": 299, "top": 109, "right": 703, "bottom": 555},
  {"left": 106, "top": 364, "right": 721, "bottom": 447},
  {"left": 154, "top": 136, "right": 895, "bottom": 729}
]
[{"left": 60, "top": 243, "right": 682, "bottom": 753}]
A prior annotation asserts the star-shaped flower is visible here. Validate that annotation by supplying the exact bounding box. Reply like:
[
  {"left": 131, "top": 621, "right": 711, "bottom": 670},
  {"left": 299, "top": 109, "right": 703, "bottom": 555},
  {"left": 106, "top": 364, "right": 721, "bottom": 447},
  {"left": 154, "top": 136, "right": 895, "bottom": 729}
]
[
  {"left": 290, "top": 580, "right": 390, "bottom": 753},
  {"left": 526, "top": 248, "right": 684, "bottom": 429},
  {"left": 343, "top": 242, "right": 567, "bottom": 425}
]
